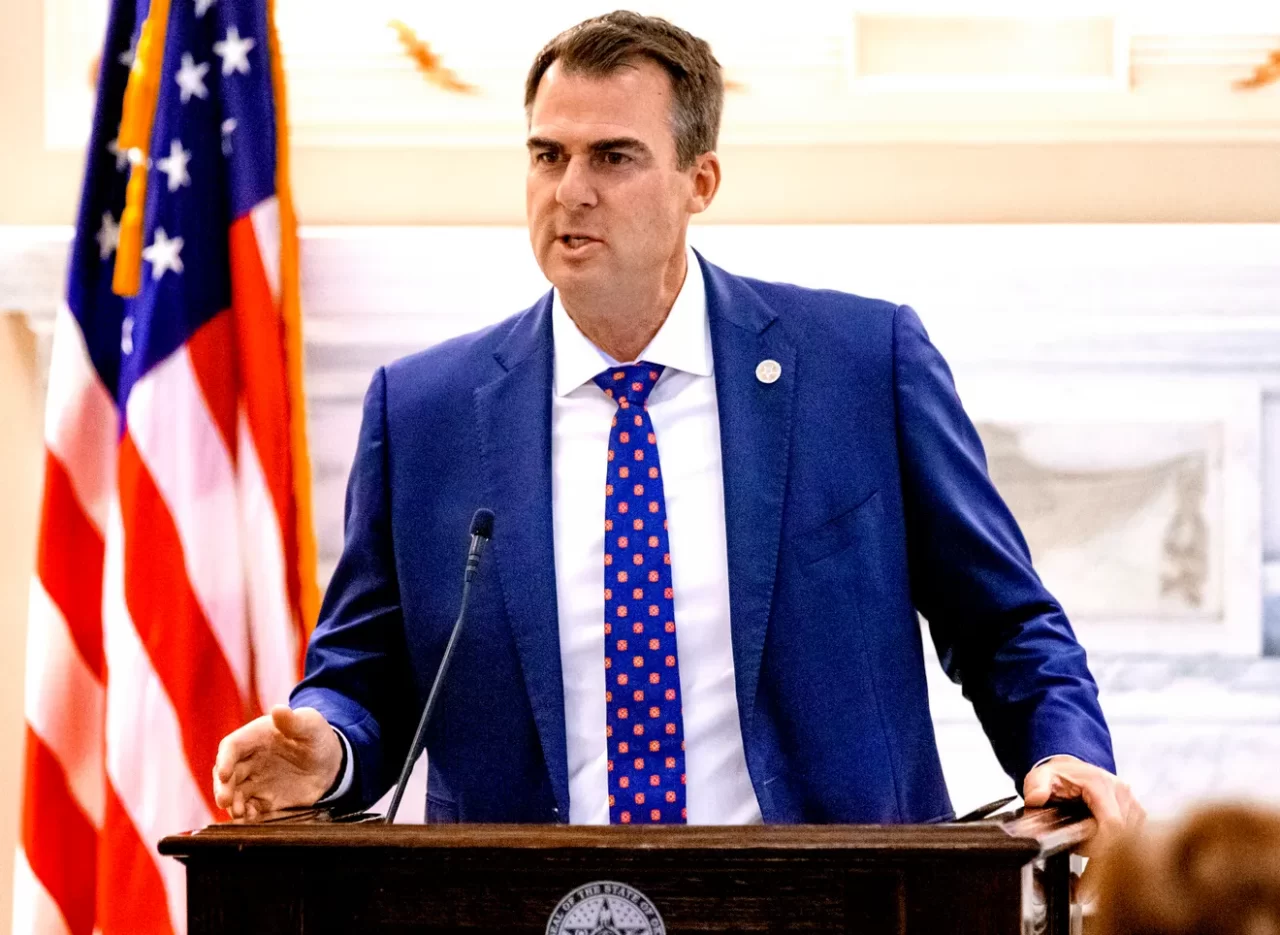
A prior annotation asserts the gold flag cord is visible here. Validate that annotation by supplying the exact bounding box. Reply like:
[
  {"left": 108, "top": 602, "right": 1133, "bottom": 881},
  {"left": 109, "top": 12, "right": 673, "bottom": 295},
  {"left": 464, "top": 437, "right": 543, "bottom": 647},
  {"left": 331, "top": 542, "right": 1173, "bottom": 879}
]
[{"left": 112, "top": 0, "right": 173, "bottom": 298}]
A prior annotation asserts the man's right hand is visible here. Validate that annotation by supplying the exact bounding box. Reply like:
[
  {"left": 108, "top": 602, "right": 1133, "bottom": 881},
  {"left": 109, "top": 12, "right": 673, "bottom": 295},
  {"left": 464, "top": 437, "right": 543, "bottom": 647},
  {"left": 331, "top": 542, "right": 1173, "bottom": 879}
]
[{"left": 212, "top": 705, "right": 344, "bottom": 820}]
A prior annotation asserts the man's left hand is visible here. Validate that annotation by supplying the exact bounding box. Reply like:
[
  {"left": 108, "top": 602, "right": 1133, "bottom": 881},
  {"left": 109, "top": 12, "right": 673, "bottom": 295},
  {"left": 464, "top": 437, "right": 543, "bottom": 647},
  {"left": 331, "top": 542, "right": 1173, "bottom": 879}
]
[{"left": 1021, "top": 755, "right": 1146, "bottom": 901}]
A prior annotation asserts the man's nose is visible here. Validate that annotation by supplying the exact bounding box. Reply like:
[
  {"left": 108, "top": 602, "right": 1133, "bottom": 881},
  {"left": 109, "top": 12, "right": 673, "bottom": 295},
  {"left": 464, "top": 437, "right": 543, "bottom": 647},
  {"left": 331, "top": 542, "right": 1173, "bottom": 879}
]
[{"left": 555, "top": 156, "right": 597, "bottom": 210}]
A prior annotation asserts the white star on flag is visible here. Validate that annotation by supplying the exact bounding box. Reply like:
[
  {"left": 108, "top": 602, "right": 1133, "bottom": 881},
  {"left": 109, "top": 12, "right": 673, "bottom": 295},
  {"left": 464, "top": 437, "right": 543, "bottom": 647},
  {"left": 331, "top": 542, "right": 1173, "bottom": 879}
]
[
  {"left": 106, "top": 137, "right": 129, "bottom": 172},
  {"left": 194, "top": 0, "right": 217, "bottom": 17},
  {"left": 121, "top": 316, "right": 135, "bottom": 355},
  {"left": 156, "top": 139, "right": 192, "bottom": 192},
  {"left": 118, "top": 37, "right": 137, "bottom": 69},
  {"left": 214, "top": 26, "right": 255, "bottom": 76},
  {"left": 96, "top": 212, "right": 120, "bottom": 259},
  {"left": 175, "top": 53, "right": 210, "bottom": 103},
  {"left": 221, "top": 118, "right": 238, "bottom": 155},
  {"left": 143, "top": 228, "right": 185, "bottom": 280}
]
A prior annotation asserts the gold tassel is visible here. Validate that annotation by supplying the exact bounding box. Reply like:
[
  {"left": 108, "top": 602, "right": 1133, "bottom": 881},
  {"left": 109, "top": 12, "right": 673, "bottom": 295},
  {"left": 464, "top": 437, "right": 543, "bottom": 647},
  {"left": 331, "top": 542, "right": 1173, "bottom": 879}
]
[{"left": 112, "top": 0, "right": 173, "bottom": 297}]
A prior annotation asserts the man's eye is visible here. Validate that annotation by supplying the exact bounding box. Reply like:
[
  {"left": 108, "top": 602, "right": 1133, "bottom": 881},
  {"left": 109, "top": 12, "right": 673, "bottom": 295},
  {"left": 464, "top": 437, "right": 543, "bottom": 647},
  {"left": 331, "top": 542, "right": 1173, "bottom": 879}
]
[
  {"left": 602, "top": 152, "right": 630, "bottom": 166},
  {"left": 535, "top": 151, "right": 559, "bottom": 164}
]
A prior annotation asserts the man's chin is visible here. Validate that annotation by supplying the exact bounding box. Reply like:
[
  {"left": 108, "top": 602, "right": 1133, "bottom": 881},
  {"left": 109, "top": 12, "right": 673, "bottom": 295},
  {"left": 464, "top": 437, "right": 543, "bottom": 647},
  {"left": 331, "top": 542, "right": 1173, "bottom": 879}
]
[{"left": 544, "top": 254, "right": 609, "bottom": 293}]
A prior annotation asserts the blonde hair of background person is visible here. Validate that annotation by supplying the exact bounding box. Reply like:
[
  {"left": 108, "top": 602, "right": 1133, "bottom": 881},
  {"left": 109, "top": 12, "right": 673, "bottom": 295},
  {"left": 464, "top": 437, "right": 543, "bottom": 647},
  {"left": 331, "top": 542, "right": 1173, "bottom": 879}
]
[{"left": 1094, "top": 804, "right": 1280, "bottom": 935}]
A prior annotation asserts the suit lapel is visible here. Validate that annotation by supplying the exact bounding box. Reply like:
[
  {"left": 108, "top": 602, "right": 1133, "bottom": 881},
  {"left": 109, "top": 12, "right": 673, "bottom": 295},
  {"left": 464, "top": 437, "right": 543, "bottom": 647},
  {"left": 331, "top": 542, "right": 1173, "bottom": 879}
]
[
  {"left": 474, "top": 294, "right": 570, "bottom": 818},
  {"left": 702, "top": 256, "right": 797, "bottom": 745}
]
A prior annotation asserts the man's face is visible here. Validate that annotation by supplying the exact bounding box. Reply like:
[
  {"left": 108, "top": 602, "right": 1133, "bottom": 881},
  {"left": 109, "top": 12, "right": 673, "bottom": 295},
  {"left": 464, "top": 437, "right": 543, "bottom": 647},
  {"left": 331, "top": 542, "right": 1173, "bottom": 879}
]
[{"left": 526, "top": 58, "right": 708, "bottom": 301}]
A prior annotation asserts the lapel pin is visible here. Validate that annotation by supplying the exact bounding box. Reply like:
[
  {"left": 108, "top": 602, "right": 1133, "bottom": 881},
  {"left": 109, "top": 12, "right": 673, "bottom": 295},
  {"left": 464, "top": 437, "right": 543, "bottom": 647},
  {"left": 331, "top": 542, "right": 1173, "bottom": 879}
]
[{"left": 755, "top": 359, "right": 781, "bottom": 384}]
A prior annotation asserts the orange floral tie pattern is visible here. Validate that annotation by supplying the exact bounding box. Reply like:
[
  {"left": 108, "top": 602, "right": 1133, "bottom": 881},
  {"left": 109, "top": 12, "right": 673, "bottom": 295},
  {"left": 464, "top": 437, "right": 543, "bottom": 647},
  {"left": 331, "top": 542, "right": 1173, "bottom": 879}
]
[{"left": 593, "top": 363, "right": 687, "bottom": 824}]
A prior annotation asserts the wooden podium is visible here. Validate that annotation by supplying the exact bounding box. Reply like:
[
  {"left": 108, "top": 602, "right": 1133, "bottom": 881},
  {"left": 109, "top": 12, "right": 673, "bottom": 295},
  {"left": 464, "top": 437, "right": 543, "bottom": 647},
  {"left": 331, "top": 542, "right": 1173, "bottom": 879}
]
[{"left": 159, "top": 806, "right": 1091, "bottom": 934}]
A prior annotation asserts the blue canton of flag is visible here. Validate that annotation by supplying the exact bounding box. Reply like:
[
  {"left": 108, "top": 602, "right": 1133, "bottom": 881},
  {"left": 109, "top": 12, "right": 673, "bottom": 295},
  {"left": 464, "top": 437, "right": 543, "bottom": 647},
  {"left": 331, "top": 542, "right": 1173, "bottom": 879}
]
[{"left": 74, "top": 0, "right": 280, "bottom": 416}]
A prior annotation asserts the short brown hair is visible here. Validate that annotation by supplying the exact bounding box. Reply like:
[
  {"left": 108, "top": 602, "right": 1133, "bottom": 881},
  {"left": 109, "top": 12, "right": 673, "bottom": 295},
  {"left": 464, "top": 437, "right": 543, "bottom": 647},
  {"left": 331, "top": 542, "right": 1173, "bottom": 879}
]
[
  {"left": 524, "top": 11, "right": 723, "bottom": 169},
  {"left": 1094, "top": 804, "right": 1280, "bottom": 935}
]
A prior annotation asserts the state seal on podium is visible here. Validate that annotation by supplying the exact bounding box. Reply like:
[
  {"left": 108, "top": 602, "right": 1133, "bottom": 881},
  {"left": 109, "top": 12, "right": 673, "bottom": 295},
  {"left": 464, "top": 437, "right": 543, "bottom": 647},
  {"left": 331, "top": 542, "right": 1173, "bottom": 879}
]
[{"left": 546, "top": 880, "right": 666, "bottom": 935}]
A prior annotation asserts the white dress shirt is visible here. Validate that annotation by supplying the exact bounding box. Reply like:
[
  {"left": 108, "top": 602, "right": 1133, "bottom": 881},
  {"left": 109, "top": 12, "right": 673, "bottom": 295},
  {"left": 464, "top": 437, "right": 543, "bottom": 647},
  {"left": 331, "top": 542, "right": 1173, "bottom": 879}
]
[{"left": 551, "top": 248, "right": 762, "bottom": 825}]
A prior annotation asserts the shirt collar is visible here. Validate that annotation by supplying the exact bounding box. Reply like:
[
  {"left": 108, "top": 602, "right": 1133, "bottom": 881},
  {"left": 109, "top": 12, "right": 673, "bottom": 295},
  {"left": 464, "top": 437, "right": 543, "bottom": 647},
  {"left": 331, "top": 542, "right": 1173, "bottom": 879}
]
[{"left": 552, "top": 246, "right": 711, "bottom": 397}]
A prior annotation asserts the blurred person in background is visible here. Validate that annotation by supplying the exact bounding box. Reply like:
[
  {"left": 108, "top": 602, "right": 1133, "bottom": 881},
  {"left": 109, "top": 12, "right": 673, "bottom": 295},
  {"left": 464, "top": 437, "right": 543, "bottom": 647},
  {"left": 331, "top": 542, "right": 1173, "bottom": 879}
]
[{"left": 1094, "top": 803, "right": 1280, "bottom": 935}]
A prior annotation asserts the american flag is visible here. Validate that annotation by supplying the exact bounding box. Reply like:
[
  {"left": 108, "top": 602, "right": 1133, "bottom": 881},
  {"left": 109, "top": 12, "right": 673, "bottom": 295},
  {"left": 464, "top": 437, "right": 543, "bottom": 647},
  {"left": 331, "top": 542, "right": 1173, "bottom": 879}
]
[{"left": 14, "top": 0, "right": 316, "bottom": 930}]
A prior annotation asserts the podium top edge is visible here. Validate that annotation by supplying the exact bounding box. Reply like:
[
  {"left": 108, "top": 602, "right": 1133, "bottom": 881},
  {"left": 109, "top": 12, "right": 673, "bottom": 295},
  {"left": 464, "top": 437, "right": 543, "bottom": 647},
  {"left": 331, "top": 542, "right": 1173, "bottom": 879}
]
[{"left": 159, "top": 813, "right": 1091, "bottom": 859}]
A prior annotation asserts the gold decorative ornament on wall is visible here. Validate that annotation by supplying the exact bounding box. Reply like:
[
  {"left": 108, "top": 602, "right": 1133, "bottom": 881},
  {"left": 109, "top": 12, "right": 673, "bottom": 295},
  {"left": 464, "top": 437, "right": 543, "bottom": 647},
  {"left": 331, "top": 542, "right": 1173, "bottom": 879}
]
[
  {"left": 1234, "top": 48, "right": 1280, "bottom": 90},
  {"left": 388, "top": 19, "right": 478, "bottom": 94}
]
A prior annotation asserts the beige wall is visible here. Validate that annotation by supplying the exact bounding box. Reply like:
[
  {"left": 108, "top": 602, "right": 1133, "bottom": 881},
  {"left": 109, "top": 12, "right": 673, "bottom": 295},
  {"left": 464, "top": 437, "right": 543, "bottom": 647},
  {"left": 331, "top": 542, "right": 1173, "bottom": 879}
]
[
  {"left": 282, "top": 141, "right": 1280, "bottom": 225},
  {"left": 6, "top": 135, "right": 1280, "bottom": 227},
  {"left": 0, "top": 0, "right": 80, "bottom": 226},
  {"left": 0, "top": 315, "right": 43, "bottom": 935}
]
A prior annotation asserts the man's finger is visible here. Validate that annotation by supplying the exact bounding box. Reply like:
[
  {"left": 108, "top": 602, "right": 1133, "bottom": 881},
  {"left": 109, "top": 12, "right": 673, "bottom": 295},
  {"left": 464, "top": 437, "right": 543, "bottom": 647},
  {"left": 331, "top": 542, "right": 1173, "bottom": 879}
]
[
  {"left": 213, "top": 768, "right": 232, "bottom": 810},
  {"left": 228, "top": 753, "right": 257, "bottom": 792},
  {"left": 213, "top": 737, "right": 261, "bottom": 802},
  {"left": 214, "top": 731, "right": 243, "bottom": 783},
  {"left": 270, "top": 704, "right": 306, "bottom": 740},
  {"left": 1022, "top": 767, "right": 1053, "bottom": 807},
  {"left": 1076, "top": 773, "right": 1126, "bottom": 841},
  {"left": 214, "top": 714, "right": 274, "bottom": 780}
]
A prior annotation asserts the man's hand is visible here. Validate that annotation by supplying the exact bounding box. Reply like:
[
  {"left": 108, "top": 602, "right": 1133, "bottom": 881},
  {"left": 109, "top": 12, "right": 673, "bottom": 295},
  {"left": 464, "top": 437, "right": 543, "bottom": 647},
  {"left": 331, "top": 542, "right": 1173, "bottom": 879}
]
[
  {"left": 212, "top": 705, "right": 344, "bottom": 821},
  {"left": 1022, "top": 755, "right": 1146, "bottom": 901}
]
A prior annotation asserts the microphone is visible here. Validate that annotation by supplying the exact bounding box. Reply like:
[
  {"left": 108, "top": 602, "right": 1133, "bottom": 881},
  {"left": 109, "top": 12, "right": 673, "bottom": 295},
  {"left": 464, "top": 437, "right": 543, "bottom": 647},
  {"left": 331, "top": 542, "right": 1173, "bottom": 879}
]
[{"left": 383, "top": 508, "right": 495, "bottom": 824}]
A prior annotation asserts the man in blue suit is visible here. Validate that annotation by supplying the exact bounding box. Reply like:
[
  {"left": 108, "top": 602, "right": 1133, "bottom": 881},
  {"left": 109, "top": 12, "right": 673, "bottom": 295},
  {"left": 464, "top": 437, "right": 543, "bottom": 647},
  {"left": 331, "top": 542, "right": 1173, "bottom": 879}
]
[{"left": 214, "top": 11, "right": 1141, "bottom": 849}]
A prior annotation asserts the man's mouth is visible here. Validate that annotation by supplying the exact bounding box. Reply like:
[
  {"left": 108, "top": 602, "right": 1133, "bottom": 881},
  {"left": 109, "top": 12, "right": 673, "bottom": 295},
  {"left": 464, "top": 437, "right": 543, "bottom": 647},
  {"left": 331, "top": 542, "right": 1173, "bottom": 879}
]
[{"left": 558, "top": 234, "right": 599, "bottom": 248}]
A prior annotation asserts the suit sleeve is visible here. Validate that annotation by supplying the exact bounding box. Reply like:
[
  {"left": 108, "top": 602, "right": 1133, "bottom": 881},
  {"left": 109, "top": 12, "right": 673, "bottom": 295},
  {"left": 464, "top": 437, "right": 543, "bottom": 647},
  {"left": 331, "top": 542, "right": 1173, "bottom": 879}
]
[
  {"left": 891, "top": 304, "right": 1116, "bottom": 791},
  {"left": 290, "top": 366, "right": 415, "bottom": 810}
]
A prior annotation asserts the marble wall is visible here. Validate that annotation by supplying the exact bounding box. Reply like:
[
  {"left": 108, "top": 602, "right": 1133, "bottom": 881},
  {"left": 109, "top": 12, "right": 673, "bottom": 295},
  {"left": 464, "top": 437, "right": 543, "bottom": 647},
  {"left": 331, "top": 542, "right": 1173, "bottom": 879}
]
[{"left": 5, "top": 223, "right": 1280, "bottom": 820}]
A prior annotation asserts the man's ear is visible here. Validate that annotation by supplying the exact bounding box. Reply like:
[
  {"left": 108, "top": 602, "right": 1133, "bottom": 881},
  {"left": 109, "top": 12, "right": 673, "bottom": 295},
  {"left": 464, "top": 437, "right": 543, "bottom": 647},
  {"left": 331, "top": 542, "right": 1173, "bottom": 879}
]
[{"left": 687, "top": 151, "right": 722, "bottom": 215}]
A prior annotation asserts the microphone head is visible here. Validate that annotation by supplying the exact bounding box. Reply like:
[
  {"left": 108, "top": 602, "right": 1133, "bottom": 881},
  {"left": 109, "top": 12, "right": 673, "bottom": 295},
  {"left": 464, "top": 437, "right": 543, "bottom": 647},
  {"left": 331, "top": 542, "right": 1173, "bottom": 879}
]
[{"left": 470, "top": 508, "right": 495, "bottom": 540}]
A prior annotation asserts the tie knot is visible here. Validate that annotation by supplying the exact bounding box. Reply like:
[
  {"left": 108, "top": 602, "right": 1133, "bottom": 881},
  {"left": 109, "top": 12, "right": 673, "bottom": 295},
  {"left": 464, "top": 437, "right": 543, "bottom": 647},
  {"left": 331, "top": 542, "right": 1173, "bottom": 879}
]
[{"left": 593, "top": 363, "right": 664, "bottom": 408}]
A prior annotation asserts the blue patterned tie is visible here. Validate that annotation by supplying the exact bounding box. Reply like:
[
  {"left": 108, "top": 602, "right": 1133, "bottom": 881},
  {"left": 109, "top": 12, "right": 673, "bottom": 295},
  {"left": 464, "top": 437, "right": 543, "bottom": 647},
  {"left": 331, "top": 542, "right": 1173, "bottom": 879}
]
[{"left": 593, "top": 363, "right": 687, "bottom": 825}]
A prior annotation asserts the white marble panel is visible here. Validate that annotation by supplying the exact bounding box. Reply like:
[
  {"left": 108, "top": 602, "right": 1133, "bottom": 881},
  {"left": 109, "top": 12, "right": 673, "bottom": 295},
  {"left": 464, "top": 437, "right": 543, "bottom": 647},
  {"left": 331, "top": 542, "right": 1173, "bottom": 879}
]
[{"left": 928, "top": 645, "right": 1280, "bottom": 819}]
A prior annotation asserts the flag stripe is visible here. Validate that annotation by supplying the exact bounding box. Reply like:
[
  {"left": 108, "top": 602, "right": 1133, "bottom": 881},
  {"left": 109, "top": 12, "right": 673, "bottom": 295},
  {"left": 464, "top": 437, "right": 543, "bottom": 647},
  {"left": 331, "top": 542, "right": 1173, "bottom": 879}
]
[
  {"left": 35, "top": 452, "right": 107, "bottom": 682},
  {"left": 186, "top": 309, "right": 241, "bottom": 466},
  {"left": 102, "top": 498, "right": 212, "bottom": 935},
  {"left": 125, "top": 344, "right": 252, "bottom": 700},
  {"left": 12, "top": 847, "right": 73, "bottom": 935},
  {"left": 116, "top": 435, "right": 250, "bottom": 819},
  {"left": 43, "top": 306, "right": 116, "bottom": 533},
  {"left": 237, "top": 413, "right": 301, "bottom": 710},
  {"left": 248, "top": 197, "right": 281, "bottom": 302},
  {"left": 24, "top": 578, "right": 105, "bottom": 827},
  {"left": 230, "top": 214, "right": 308, "bottom": 656},
  {"left": 19, "top": 728, "right": 97, "bottom": 935},
  {"left": 96, "top": 786, "right": 178, "bottom": 935}
]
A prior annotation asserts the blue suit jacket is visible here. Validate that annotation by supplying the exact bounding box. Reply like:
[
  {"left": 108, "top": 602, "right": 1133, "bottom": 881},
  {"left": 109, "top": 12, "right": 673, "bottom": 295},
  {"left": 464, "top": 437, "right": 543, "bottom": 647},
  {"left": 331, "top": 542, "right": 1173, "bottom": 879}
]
[{"left": 292, "top": 253, "right": 1114, "bottom": 824}]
